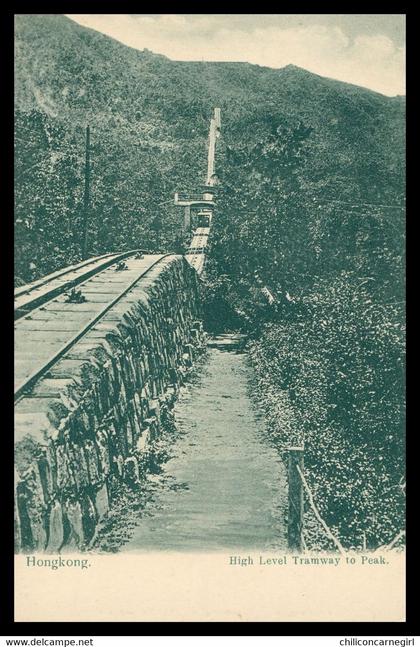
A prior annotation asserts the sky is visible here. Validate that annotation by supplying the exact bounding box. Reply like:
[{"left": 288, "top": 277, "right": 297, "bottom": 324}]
[{"left": 66, "top": 14, "right": 405, "bottom": 96}]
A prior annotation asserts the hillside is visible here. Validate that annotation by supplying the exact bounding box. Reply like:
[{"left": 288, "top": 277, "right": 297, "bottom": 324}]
[{"left": 15, "top": 14, "right": 404, "bottom": 281}]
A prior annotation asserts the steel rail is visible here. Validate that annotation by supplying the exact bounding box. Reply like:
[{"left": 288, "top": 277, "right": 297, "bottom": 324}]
[
  {"left": 15, "top": 253, "right": 120, "bottom": 297},
  {"left": 14, "top": 250, "right": 148, "bottom": 320},
  {"left": 14, "top": 253, "right": 174, "bottom": 403}
]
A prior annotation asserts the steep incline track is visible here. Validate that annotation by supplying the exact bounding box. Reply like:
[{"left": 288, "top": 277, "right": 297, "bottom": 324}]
[{"left": 186, "top": 225, "right": 211, "bottom": 275}]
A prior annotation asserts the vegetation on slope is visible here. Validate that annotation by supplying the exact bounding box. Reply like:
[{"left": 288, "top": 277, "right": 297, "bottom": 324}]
[{"left": 204, "top": 109, "right": 405, "bottom": 550}]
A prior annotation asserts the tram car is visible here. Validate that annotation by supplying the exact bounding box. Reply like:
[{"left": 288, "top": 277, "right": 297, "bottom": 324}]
[{"left": 193, "top": 210, "right": 212, "bottom": 229}]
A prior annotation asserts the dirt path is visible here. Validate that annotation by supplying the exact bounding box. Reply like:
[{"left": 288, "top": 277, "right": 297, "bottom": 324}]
[{"left": 122, "top": 346, "right": 288, "bottom": 552}]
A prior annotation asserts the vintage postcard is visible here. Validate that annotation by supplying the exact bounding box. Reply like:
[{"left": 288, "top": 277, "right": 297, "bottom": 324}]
[{"left": 14, "top": 14, "right": 406, "bottom": 622}]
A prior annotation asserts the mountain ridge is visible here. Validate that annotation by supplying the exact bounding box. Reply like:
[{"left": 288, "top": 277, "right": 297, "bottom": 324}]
[
  {"left": 58, "top": 16, "right": 407, "bottom": 99},
  {"left": 15, "top": 14, "right": 405, "bottom": 115},
  {"left": 14, "top": 13, "right": 405, "bottom": 283}
]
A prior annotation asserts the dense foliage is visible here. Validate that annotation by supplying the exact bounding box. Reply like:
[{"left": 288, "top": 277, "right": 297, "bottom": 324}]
[{"left": 204, "top": 105, "right": 405, "bottom": 550}]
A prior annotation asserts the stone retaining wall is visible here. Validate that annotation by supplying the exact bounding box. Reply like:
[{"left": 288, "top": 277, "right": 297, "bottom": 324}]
[{"left": 14, "top": 255, "right": 205, "bottom": 552}]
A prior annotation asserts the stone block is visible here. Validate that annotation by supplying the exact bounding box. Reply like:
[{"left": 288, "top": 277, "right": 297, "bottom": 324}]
[
  {"left": 84, "top": 440, "right": 101, "bottom": 486},
  {"left": 68, "top": 443, "right": 90, "bottom": 490},
  {"left": 81, "top": 494, "right": 97, "bottom": 543},
  {"left": 124, "top": 456, "right": 139, "bottom": 485},
  {"left": 136, "top": 428, "right": 150, "bottom": 453},
  {"left": 94, "top": 482, "right": 109, "bottom": 521},
  {"left": 55, "top": 443, "right": 74, "bottom": 490},
  {"left": 95, "top": 429, "right": 111, "bottom": 477},
  {"left": 28, "top": 506, "right": 48, "bottom": 551},
  {"left": 46, "top": 500, "right": 64, "bottom": 552},
  {"left": 62, "top": 500, "right": 85, "bottom": 550},
  {"left": 36, "top": 455, "right": 54, "bottom": 504}
]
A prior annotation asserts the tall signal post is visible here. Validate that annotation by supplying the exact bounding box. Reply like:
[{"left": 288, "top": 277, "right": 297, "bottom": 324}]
[
  {"left": 174, "top": 108, "right": 220, "bottom": 235},
  {"left": 206, "top": 107, "right": 221, "bottom": 186}
]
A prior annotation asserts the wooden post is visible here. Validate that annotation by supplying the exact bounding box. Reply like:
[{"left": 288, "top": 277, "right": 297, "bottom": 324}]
[
  {"left": 206, "top": 117, "right": 216, "bottom": 185},
  {"left": 287, "top": 446, "right": 304, "bottom": 551},
  {"left": 81, "top": 125, "right": 91, "bottom": 260}
]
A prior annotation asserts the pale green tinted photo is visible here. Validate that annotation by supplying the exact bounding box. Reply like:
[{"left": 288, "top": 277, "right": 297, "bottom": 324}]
[{"left": 14, "top": 14, "right": 405, "bottom": 563}]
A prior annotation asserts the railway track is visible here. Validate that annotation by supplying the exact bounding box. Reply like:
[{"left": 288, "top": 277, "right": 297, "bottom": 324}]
[
  {"left": 185, "top": 225, "right": 210, "bottom": 275},
  {"left": 14, "top": 252, "right": 172, "bottom": 403},
  {"left": 14, "top": 250, "right": 146, "bottom": 320},
  {"left": 190, "top": 234, "right": 209, "bottom": 249}
]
